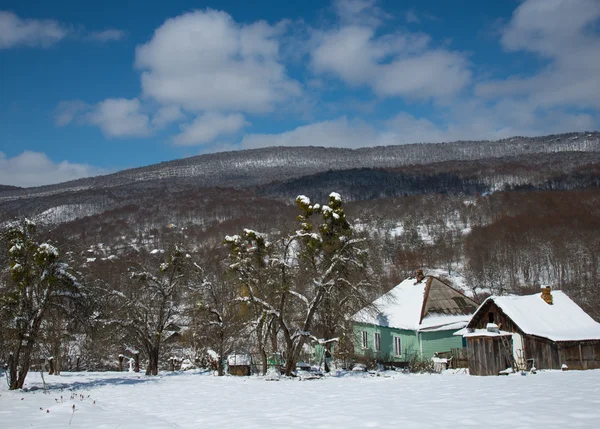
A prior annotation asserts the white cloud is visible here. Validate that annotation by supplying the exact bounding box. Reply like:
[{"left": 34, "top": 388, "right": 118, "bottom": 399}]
[
  {"left": 55, "top": 100, "right": 184, "bottom": 139},
  {"left": 174, "top": 112, "right": 248, "bottom": 146},
  {"left": 239, "top": 117, "right": 394, "bottom": 149},
  {"left": 152, "top": 105, "right": 185, "bottom": 129},
  {"left": 500, "top": 0, "right": 600, "bottom": 58},
  {"left": 0, "top": 11, "right": 68, "bottom": 48},
  {"left": 310, "top": 3, "right": 470, "bottom": 100},
  {"left": 374, "top": 50, "right": 471, "bottom": 99},
  {"left": 0, "top": 11, "right": 126, "bottom": 48},
  {"left": 238, "top": 103, "right": 597, "bottom": 151},
  {"left": 54, "top": 100, "right": 90, "bottom": 126},
  {"left": 332, "top": 0, "right": 390, "bottom": 27},
  {"left": 386, "top": 103, "right": 598, "bottom": 144},
  {"left": 87, "top": 29, "right": 126, "bottom": 42},
  {"left": 476, "top": 0, "right": 600, "bottom": 109},
  {"left": 135, "top": 10, "right": 301, "bottom": 113},
  {"left": 0, "top": 151, "right": 104, "bottom": 187},
  {"left": 405, "top": 11, "right": 420, "bottom": 24},
  {"left": 86, "top": 98, "right": 151, "bottom": 138}
]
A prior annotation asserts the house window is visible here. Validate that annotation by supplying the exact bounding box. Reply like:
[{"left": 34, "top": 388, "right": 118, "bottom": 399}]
[
  {"left": 488, "top": 312, "right": 495, "bottom": 324},
  {"left": 393, "top": 336, "right": 402, "bottom": 357},
  {"left": 361, "top": 331, "right": 368, "bottom": 349},
  {"left": 374, "top": 332, "right": 381, "bottom": 352}
]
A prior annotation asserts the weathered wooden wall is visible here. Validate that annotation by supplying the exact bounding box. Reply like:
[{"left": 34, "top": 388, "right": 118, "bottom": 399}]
[
  {"left": 467, "top": 336, "right": 512, "bottom": 376},
  {"left": 522, "top": 336, "right": 559, "bottom": 369},
  {"left": 228, "top": 365, "right": 251, "bottom": 376},
  {"left": 557, "top": 341, "right": 600, "bottom": 370}
]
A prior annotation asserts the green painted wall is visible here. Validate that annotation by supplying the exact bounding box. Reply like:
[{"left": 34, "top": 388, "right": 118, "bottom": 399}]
[
  {"left": 353, "top": 323, "right": 463, "bottom": 361},
  {"left": 420, "top": 330, "right": 464, "bottom": 359},
  {"left": 353, "top": 322, "right": 420, "bottom": 362}
]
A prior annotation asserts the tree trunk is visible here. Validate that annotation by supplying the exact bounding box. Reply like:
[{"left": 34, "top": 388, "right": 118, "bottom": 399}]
[
  {"left": 145, "top": 347, "right": 159, "bottom": 376},
  {"left": 7, "top": 353, "right": 17, "bottom": 390},
  {"left": 217, "top": 357, "right": 225, "bottom": 376},
  {"left": 284, "top": 339, "right": 304, "bottom": 376},
  {"left": 260, "top": 348, "right": 268, "bottom": 375},
  {"left": 48, "top": 357, "right": 55, "bottom": 375},
  {"left": 51, "top": 337, "right": 62, "bottom": 375},
  {"left": 14, "top": 341, "right": 35, "bottom": 390},
  {"left": 216, "top": 335, "right": 225, "bottom": 376},
  {"left": 284, "top": 354, "right": 296, "bottom": 376},
  {"left": 324, "top": 348, "right": 332, "bottom": 373},
  {"left": 270, "top": 322, "right": 278, "bottom": 354},
  {"left": 134, "top": 353, "right": 140, "bottom": 373}
]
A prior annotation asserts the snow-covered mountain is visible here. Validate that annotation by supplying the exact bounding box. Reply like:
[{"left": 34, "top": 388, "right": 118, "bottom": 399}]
[
  {"left": 2, "top": 132, "right": 598, "bottom": 200},
  {"left": 1, "top": 131, "right": 599, "bottom": 225}
]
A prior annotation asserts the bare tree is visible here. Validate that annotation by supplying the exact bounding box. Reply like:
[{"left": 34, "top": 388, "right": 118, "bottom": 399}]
[
  {"left": 109, "top": 247, "right": 191, "bottom": 375},
  {"left": 189, "top": 248, "right": 246, "bottom": 376}
]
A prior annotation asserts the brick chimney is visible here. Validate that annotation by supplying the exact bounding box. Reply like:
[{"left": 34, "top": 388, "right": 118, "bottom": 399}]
[
  {"left": 541, "top": 286, "right": 553, "bottom": 305},
  {"left": 416, "top": 269, "right": 425, "bottom": 283}
]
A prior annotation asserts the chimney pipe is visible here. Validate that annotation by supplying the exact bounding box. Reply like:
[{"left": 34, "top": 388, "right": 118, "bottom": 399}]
[{"left": 541, "top": 286, "right": 553, "bottom": 305}]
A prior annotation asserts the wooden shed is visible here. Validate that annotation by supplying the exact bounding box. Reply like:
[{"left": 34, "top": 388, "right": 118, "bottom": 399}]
[
  {"left": 462, "top": 287, "right": 600, "bottom": 375},
  {"left": 463, "top": 326, "right": 515, "bottom": 376},
  {"left": 227, "top": 353, "right": 251, "bottom": 376}
]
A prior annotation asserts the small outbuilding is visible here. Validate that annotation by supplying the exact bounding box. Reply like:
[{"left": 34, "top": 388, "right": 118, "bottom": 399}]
[
  {"left": 227, "top": 353, "right": 251, "bottom": 376},
  {"left": 461, "top": 287, "right": 600, "bottom": 375}
]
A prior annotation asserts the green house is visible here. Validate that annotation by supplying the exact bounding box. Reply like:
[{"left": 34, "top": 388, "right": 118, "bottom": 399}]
[{"left": 352, "top": 274, "right": 477, "bottom": 363}]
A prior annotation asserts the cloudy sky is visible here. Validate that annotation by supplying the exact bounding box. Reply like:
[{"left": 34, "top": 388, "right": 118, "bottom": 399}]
[{"left": 1, "top": 0, "right": 599, "bottom": 186}]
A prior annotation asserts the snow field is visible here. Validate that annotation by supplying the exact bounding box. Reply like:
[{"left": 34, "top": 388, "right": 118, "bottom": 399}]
[{"left": 1, "top": 369, "right": 600, "bottom": 428}]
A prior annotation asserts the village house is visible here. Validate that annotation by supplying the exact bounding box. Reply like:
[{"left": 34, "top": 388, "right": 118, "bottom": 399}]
[
  {"left": 461, "top": 287, "right": 600, "bottom": 376},
  {"left": 352, "top": 271, "right": 477, "bottom": 365}
]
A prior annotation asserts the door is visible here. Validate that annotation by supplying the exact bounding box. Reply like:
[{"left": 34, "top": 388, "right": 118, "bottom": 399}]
[{"left": 512, "top": 333, "right": 526, "bottom": 370}]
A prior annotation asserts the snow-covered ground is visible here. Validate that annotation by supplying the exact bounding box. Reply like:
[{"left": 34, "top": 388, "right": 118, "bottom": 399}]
[{"left": 1, "top": 369, "right": 599, "bottom": 428}]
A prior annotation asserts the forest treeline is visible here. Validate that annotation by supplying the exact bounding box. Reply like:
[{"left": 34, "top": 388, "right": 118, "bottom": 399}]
[
  {"left": 2, "top": 188, "right": 599, "bottom": 385},
  {"left": 0, "top": 195, "right": 384, "bottom": 388}
]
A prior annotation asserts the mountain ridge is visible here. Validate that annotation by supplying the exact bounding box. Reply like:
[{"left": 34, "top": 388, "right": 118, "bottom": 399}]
[{"left": 2, "top": 131, "right": 598, "bottom": 200}]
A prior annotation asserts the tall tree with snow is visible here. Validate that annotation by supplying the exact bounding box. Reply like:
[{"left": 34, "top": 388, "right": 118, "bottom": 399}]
[
  {"left": 293, "top": 192, "right": 374, "bottom": 372},
  {"left": 224, "top": 229, "right": 286, "bottom": 375},
  {"left": 226, "top": 193, "right": 374, "bottom": 376},
  {"left": 0, "top": 219, "right": 82, "bottom": 390}
]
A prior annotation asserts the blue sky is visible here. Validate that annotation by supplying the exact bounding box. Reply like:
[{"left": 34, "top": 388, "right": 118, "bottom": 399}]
[{"left": 1, "top": 0, "right": 599, "bottom": 186}]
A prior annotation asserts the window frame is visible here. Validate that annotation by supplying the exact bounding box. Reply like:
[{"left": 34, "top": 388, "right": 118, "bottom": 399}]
[
  {"left": 393, "top": 336, "right": 402, "bottom": 357},
  {"left": 374, "top": 332, "right": 381, "bottom": 352},
  {"left": 361, "top": 330, "right": 368, "bottom": 349}
]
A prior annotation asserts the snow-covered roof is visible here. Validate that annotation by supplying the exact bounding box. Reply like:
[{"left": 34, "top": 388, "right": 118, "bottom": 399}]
[
  {"left": 460, "top": 328, "right": 513, "bottom": 338},
  {"left": 470, "top": 291, "right": 600, "bottom": 342},
  {"left": 353, "top": 276, "right": 477, "bottom": 332},
  {"left": 420, "top": 318, "right": 470, "bottom": 332}
]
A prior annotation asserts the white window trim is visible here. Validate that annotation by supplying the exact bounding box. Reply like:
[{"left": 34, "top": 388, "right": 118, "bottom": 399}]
[
  {"left": 393, "top": 336, "right": 402, "bottom": 357},
  {"left": 374, "top": 332, "right": 381, "bottom": 352},
  {"left": 361, "top": 331, "right": 368, "bottom": 349}
]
